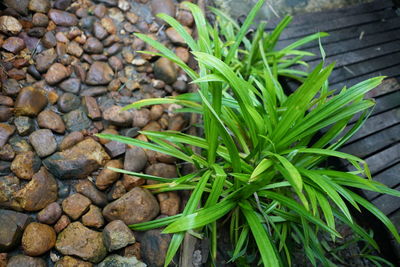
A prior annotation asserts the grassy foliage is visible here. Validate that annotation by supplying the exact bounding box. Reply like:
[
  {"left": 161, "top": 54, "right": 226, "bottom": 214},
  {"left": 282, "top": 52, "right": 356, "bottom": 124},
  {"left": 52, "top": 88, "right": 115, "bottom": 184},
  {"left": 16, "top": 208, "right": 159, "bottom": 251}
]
[{"left": 98, "top": 1, "right": 400, "bottom": 266}]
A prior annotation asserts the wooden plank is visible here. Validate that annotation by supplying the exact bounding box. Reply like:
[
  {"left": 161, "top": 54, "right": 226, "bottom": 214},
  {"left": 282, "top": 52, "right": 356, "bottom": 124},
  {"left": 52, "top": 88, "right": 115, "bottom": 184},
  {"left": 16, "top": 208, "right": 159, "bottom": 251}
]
[
  {"left": 365, "top": 78, "right": 400, "bottom": 98},
  {"left": 372, "top": 185, "right": 400, "bottom": 215},
  {"left": 364, "top": 163, "right": 400, "bottom": 200},
  {"left": 278, "top": 9, "right": 396, "bottom": 41},
  {"left": 390, "top": 209, "right": 400, "bottom": 232}
]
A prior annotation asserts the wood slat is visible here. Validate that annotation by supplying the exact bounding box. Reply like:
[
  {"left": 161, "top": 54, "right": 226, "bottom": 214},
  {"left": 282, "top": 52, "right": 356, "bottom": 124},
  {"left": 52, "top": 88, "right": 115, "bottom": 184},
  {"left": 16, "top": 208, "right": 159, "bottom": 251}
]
[
  {"left": 372, "top": 185, "right": 400, "bottom": 215},
  {"left": 364, "top": 163, "right": 400, "bottom": 200},
  {"left": 365, "top": 77, "right": 400, "bottom": 98}
]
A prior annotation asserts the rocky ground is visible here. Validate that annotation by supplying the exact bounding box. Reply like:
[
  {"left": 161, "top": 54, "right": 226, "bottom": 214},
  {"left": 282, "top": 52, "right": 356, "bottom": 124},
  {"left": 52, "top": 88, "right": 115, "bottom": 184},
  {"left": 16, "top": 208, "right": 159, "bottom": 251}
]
[{"left": 0, "top": 0, "right": 196, "bottom": 266}]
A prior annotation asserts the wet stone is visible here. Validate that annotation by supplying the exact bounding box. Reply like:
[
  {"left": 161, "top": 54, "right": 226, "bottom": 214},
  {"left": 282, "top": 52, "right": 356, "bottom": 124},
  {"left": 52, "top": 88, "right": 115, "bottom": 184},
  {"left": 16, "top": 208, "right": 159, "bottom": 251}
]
[
  {"left": 157, "top": 192, "right": 180, "bottom": 216},
  {"left": 103, "top": 220, "right": 135, "bottom": 252},
  {"left": 83, "top": 96, "right": 102, "bottom": 120},
  {"left": 59, "top": 78, "right": 81, "bottom": 94},
  {"left": 59, "top": 131, "right": 84, "bottom": 151},
  {"left": 37, "top": 110, "right": 66, "bottom": 134},
  {"left": 122, "top": 174, "right": 144, "bottom": 191},
  {"left": 82, "top": 205, "right": 104, "bottom": 228},
  {"left": 45, "top": 63, "right": 70, "bottom": 85},
  {"left": 14, "top": 87, "right": 48, "bottom": 116},
  {"left": 94, "top": 22, "right": 108, "bottom": 40},
  {"left": 0, "top": 123, "right": 15, "bottom": 147},
  {"left": 28, "top": 0, "right": 50, "bottom": 13},
  {"left": 28, "top": 27, "right": 46, "bottom": 38},
  {"left": 136, "top": 228, "right": 171, "bottom": 267},
  {"left": 22, "top": 222, "right": 56, "bottom": 256},
  {"left": 0, "top": 209, "right": 31, "bottom": 251},
  {"left": 0, "top": 106, "right": 13, "bottom": 122},
  {"left": 4, "top": 0, "right": 29, "bottom": 16},
  {"left": 10, "top": 151, "right": 41, "bottom": 180},
  {"left": 0, "top": 144, "right": 15, "bottom": 161},
  {"left": 62, "top": 193, "right": 91, "bottom": 220},
  {"left": 58, "top": 93, "right": 81, "bottom": 113},
  {"left": 75, "top": 180, "right": 108, "bottom": 207},
  {"left": 132, "top": 109, "right": 151, "bottom": 128},
  {"left": 6, "top": 255, "right": 46, "bottom": 267},
  {"left": 14, "top": 116, "right": 34, "bottom": 136},
  {"left": 29, "top": 129, "right": 57, "bottom": 157},
  {"left": 107, "top": 181, "right": 126, "bottom": 201},
  {"left": 2, "top": 37, "right": 25, "bottom": 54},
  {"left": 49, "top": 9, "right": 78, "bottom": 26},
  {"left": 37, "top": 202, "right": 62, "bottom": 224},
  {"left": 62, "top": 108, "right": 92, "bottom": 132},
  {"left": 0, "top": 96, "right": 13, "bottom": 107},
  {"left": 54, "top": 0, "right": 71, "bottom": 10},
  {"left": 104, "top": 140, "right": 126, "bottom": 158},
  {"left": 9, "top": 136, "right": 32, "bottom": 154},
  {"left": 153, "top": 57, "right": 177, "bottom": 84}
]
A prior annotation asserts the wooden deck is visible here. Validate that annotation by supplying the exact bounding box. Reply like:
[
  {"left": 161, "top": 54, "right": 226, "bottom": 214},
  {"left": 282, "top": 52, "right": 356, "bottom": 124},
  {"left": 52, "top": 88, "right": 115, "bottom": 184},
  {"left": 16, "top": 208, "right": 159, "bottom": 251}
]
[{"left": 275, "top": 0, "right": 400, "bottom": 262}]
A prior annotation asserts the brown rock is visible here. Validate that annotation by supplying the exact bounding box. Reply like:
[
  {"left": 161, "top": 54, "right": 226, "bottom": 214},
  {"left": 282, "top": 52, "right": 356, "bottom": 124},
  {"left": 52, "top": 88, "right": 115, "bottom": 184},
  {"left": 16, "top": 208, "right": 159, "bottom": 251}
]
[
  {"left": 122, "top": 174, "right": 145, "bottom": 191},
  {"left": 0, "top": 16, "right": 22, "bottom": 35},
  {"left": 165, "top": 26, "right": 191, "bottom": 46},
  {"left": 0, "top": 253, "right": 6, "bottom": 267},
  {"left": 103, "top": 220, "right": 135, "bottom": 251},
  {"left": 0, "top": 96, "right": 13, "bottom": 107},
  {"left": 62, "top": 193, "right": 91, "bottom": 220},
  {"left": 42, "top": 31, "right": 57, "bottom": 48},
  {"left": 157, "top": 192, "right": 180, "bottom": 216},
  {"left": 132, "top": 109, "right": 151, "bottom": 128},
  {"left": 142, "top": 120, "right": 161, "bottom": 131},
  {"left": 2, "top": 37, "right": 25, "bottom": 54},
  {"left": 83, "top": 37, "right": 104, "bottom": 54},
  {"left": 137, "top": 228, "right": 171, "bottom": 267},
  {"left": 86, "top": 62, "right": 114, "bottom": 85},
  {"left": 151, "top": 0, "right": 175, "bottom": 22},
  {"left": 14, "top": 167, "right": 58, "bottom": 211},
  {"left": 37, "top": 110, "right": 65, "bottom": 134},
  {"left": 59, "top": 131, "right": 84, "bottom": 151},
  {"left": 22, "top": 222, "right": 56, "bottom": 256},
  {"left": 177, "top": 8, "right": 194, "bottom": 27},
  {"left": 102, "top": 187, "right": 160, "bottom": 224},
  {"left": 96, "top": 159, "right": 123, "bottom": 190},
  {"left": 93, "top": 22, "right": 108, "bottom": 40},
  {"left": 32, "top": 13, "right": 49, "bottom": 27},
  {"left": 107, "top": 181, "right": 126, "bottom": 200},
  {"left": 0, "top": 176, "right": 21, "bottom": 210},
  {"left": 37, "top": 202, "right": 62, "bottom": 224},
  {"left": 54, "top": 215, "right": 70, "bottom": 233},
  {"left": 150, "top": 104, "right": 164, "bottom": 121},
  {"left": 7, "top": 68, "right": 26, "bottom": 80},
  {"left": 103, "top": 105, "right": 132, "bottom": 126},
  {"left": 14, "top": 87, "right": 48, "bottom": 116},
  {"left": 0, "top": 106, "right": 13, "bottom": 122},
  {"left": 75, "top": 180, "right": 108, "bottom": 207},
  {"left": 45, "top": 63, "right": 70, "bottom": 85},
  {"left": 145, "top": 163, "right": 177, "bottom": 180},
  {"left": 55, "top": 222, "right": 107, "bottom": 263},
  {"left": 0, "top": 144, "right": 15, "bottom": 161},
  {"left": 35, "top": 48, "right": 57, "bottom": 72},
  {"left": 48, "top": 9, "right": 78, "bottom": 26},
  {"left": 101, "top": 18, "right": 116, "bottom": 34},
  {"left": 0, "top": 123, "right": 15, "bottom": 147},
  {"left": 82, "top": 205, "right": 104, "bottom": 228},
  {"left": 126, "top": 12, "right": 138, "bottom": 24},
  {"left": 98, "top": 128, "right": 118, "bottom": 145},
  {"left": 123, "top": 242, "right": 141, "bottom": 260},
  {"left": 29, "top": 129, "right": 57, "bottom": 157},
  {"left": 168, "top": 114, "right": 186, "bottom": 131},
  {"left": 83, "top": 96, "right": 101, "bottom": 120},
  {"left": 124, "top": 146, "right": 147, "bottom": 173},
  {"left": 154, "top": 58, "right": 177, "bottom": 84},
  {"left": 10, "top": 151, "right": 41, "bottom": 180},
  {"left": 28, "top": 0, "right": 50, "bottom": 13},
  {"left": 55, "top": 256, "right": 93, "bottom": 267},
  {"left": 67, "top": 41, "right": 83, "bottom": 57},
  {"left": 6, "top": 255, "right": 46, "bottom": 267}
]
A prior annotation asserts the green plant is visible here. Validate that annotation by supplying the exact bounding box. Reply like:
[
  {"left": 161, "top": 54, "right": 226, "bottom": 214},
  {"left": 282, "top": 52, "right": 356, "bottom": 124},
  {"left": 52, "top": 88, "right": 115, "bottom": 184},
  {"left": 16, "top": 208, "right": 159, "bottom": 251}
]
[{"left": 98, "top": 1, "right": 400, "bottom": 266}]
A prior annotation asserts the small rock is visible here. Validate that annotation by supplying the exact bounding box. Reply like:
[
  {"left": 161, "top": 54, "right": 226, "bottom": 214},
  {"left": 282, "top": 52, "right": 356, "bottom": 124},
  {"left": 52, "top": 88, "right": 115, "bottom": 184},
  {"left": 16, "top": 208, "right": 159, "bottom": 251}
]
[
  {"left": 154, "top": 58, "right": 177, "bottom": 84},
  {"left": 28, "top": 27, "right": 46, "bottom": 38},
  {"left": 59, "top": 131, "right": 84, "bottom": 151},
  {"left": 55, "top": 256, "right": 93, "bottom": 267},
  {"left": 166, "top": 26, "right": 191, "bottom": 46},
  {"left": 107, "top": 181, "right": 126, "bottom": 200},
  {"left": 98, "top": 128, "right": 118, "bottom": 144},
  {"left": 132, "top": 109, "right": 151, "bottom": 128},
  {"left": 22, "top": 222, "right": 56, "bottom": 256},
  {"left": 103, "top": 105, "right": 132, "bottom": 126},
  {"left": 37, "top": 110, "right": 65, "bottom": 134},
  {"left": 48, "top": 9, "right": 78, "bottom": 26},
  {"left": 122, "top": 174, "right": 145, "bottom": 191},
  {"left": 0, "top": 144, "right": 15, "bottom": 161},
  {"left": 0, "top": 16, "right": 22, "bottom": 35},
  {"left": 54, "top": 0, "right": 71, "bottom": 10},
  {"left": 42, "top": 31, "right": 57, "bottom": 48},
  {"left": 177, "top": 8, "right": 194, "bottom": 27},
  {"left": 93, "top": 22, "right": 108, "bottom": 40},
  {"left": 58, "top": 93, "right": 81, "bottom": 113},
  {"left": 29, "top": 129, "right": 57, "bottom": 157},
  {"left": 28, "top": 0, "right": 50, "bottom": 13},
  {"left": 0, "top": 210, "right": 31, "bottom": 251},
  {"left": 101, "top": 17, "right": 117, "bottom": 34},
  {"left": 2, "top": 37, "right": 25, "bottom": 54},
  {"left": 80, "top": 86, "right": 108, "bottom": 96},
  {"left": 96, "top": 159, "right": 123, "bottom": 190},
  {"left": 59, "top": 78, "right": 81, "bottom": 94},
  {"left": 0, "top": 123, "right": 15, "bottom": 147},
  {"left": 62, "top": 109, "right": 92, "bottom": 132},
  {"left": 123, "top": 242, "right": 142, "bottom": 260},
  {"left": 1, "top": 79, "right": 20, "bottom": 97},
  {"left": 62, "top": 193, "right": 92, "bottom": 220},
  {"left": 151, "top": 0, "right": 175, "bottom": 22},
  {"left": 4, "top": 0, "right": 29, "bottom": 16},
  {"left": 6, "top": 255, "right": 46, "bottom": 267},
  {"left": 45, "top": 63, "right": 70, "bottom": 85},
  {"left": 103, "top": 220, "right": 135, "bottom": 251},
  {"left": 0, "top": 106, "right": 13, "bottom": 122},
  {"left": 32, "top": 13, "right": 49, "bottom": 27},
  {"left": 0, "top": 96, "right": 13, "bottom": 107},
  {"left": 137, "top": 228, "right": 171, "bottom": 267},
  {"left": 10, "top": 151, "right": 41, "bottom": 180},
  {"left": 102, "top": 187, "right": 159, "bottom": 224},
  {"left": 124, "top": 147, "right": 148, "bottom": 173},
  {"left": 82, "top": 205, "right": 104, "bottom": 228},
  {"left": 86, "top": 62, "right": 114, "bottom": 85},
  {"left": 35, "top": 48, "right": 57, "bottom": 72},
  {"left": 157, "top": 192, "right": 180, "bottom": 216},
  {"left": 83, "top": 96, "right": 102, "bottom": 120},
  {"left": 43, "top": 138, "right": 110, "bottom": 179},
  {"left": 37, "top": 202, "right": 62, "bottom": 224},
  {"left": 168, "top": 114, "right": 186, "bottom": 131},
  {"left": 54, "top": 215, "right": 70, "bottom": 233},
  {"left": 14, "top": 116, "right": 34, "bottom": 136},
  {"left": 98, "top": 255, "right": 145, "bottom": 267},
  {"left": 0, "top": 176, "right": 21, "bottom": 210},
  {"left": 84, "top": 37, "right": 104, "bottom": 54},
  {"left": 104, "top": 140, "right": 126, "bottom": 158},
  {"left": 75, "top": 180, "right": 108, "bottom": 207},
  {"left": 146, "top": 163, "right": 177, "bottom": 179},
  {"left": 8, "top": 136, "right": 32, "bottom": 154},
  {"left": 66, "top": 41, "right": 83, "bottom": 57},
  {"left": 14, "top": 87, "right": 48, "bottom": 116},
  {"left": 55, "top": 222, "right": 107, "bottom": 263},
  {"left": 14, "top": 167, "right": 58, "bottom": 211}
]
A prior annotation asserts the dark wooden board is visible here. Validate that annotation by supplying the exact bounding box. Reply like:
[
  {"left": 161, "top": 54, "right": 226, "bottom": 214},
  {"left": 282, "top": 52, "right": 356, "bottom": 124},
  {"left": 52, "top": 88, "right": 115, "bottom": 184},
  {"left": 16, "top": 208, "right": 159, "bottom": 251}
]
[
  {"left": 372, "top": 185, "right": 400, "bottom": 215},
  {"left": 365, "top": 77, "right": 400, "bottom": 98},
  {"left": 364, "top": 163, "right": 400, "bottom": 200}
]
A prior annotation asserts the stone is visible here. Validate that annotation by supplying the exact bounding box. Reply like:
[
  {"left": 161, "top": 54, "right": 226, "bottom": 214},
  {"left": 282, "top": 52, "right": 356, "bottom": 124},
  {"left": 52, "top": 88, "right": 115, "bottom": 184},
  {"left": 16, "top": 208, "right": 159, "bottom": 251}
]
[
  {"left": 59, "top": 78, "right": 81, "bottom": 94},
  {"left": 106, "top": 181, "right": 126, "bottom": 201},
  {"left": 1, "top": 79, "right": 19, "bottom": 97},
  {"left": 28, "top": 0, "right": 50, "bottom": 13},
  {"left": 8, "top": 136, "right": 32, "bottom": 154},
  {"left": 58, "top": 93, "right": 81, "bottom": 113},
  {"left": 43, "top": 138, "right": 110, "bottom": 179},
  {"left": 13, "top": 116, "right": 33, "bottom": 136},
  {"left": 82, "top": 205, "right": 104, "bottom": 228},
  {"left": 93, "top": 22, "right": 108, "bottom": 40},
  {"left": 157, "top": 192, "right": 180, "bottom": 216},
  {"left": 29, "top": 129, "right": 57, "bottom": 157},
  {"left": 6, "top": 255, "right": 46, "bottom": 267},
  {"left": 22, "top": 222, "right": 56, "bottom": 256},
  {"left": 83, "top": 96, "right": 102, "bottom": 120},
  {"left": 55, "top": 256, "right": 93, "bottom": 267},
  {"left": 66, "top": 41, "right": 83, "bottom": 57},
  {"left": 0, "top": 144, "right": 14, "bottom": 161},
  {"left": 32, "top": 13, "right": 49, "bottom": 27},
  {"left": 7, "top": 68, "right": 26, "bottom": 81},
  {"left": 48, "top": 9, "right": 78, "bottom": 26},
  {"left": 124, "top": 147, "right": 147, "bottom": 173},
  {"left": 0, "top": 161, "right": 11, "bottom": 177},
  {"left": 83, "top": 37, "right": 104, "bottom": 54},
  {"left": 154, "top": 58, "right": 177, "bottom": 84},
  {"left": 95, "top": 160, "right": 123, "bottom": 190},
  {"left": 103, "top": 105, "right": 132, "bottom": 126},
  {"left": 62, "top": 193, "right": 92, "bottom": 220},
  {"left": 45, "top": 63, "right": 70, "bottom": 85},
  {"left": 137, "top": 228, "right": 171, "bottom": 267},
  {"left": 0, "top": 107, "right": 12, "bottom": 122},
  {"left": 35, "top": 48, "right": 57, "bottom": 73},
  {"left": 37, "top": 110, "right": 65, "bottom": 134},
  {"left": 4, "top": 0, "right": 29, "bottom": 16},
  {"left": 172, "top": 80, "right": 187, "bottom": 93},
  {"left": 0, "top": 210, "right": 30, "bottom": 251},
  {"left": 98, "top": 255, "right": 145, "bottom": 267},
  {"left": 42, "top": 31, "right": 57, "bottom": 48},
  {"left": 14, "top": 87, "right": 48, "bottom": 117},
  {"left": 0, "top": 16, "right": 22, "bottom": 35},
  {"left": 150, "top": 105, "right": 164, "bottom": 121},
  {"left": 54, "top": 0, "right": 71, "bottom": 10},
  {"left": 121, "top": 174, "right": 145, "bottom": 191},
  {"left": 132, "top": 109, "right": 151, "bottom": 128},
  {"left": 145, "top": 163, "right": 177, "bottom": 178},
  {"left": 166, "top": 26, "right": 192, "bottom": 46},
  {"left": 177, "top": 8, "right": 194, "bottom": 27},
  {"left": 168, "top": 114, "right": 186, "bottom": 131},
  {"left": 0, "top": 123, "right": 15, "bottom": 147},
  {"left": 14, "top": 167, "right": 57, "bottom": 211},
  {"left": 104, "top": 140, "right": 126, "bottom": 158},
  {"left": 0, "top": 176, "right": 21, "bottom": 210},
  {"left": 55, "top": 222, "right": 107, "bottom": 263},
  {"left": 62, "top": 109, "right": 92, "bottom": 132},
  {"left": 2, "top": 37, "right": 25, "bottom": 54},
  {"left": 102, "top": 187, "right": 159, "bottom": 224},
  {"left": 54, "top": 215, "right": 70, "bottom": 233},
  {"left": 80, "top": 87, "right": 108, "bottom": 96},
  {"left": 101, "top": 17, "right": 117, "bottom": 34},
  {"left": 10, "top": 151, "right": 41, "bottom": 180},
  {"left": 151, "top": 0, "right": 175, "bottom": 22},
  {"left": 75, "top": 180, "right": 108, "bottom": 207},
  {"left": 123, "top": 243, "right": 141, "bottom": 260},
  {"left": 0, "top": 96, "right": 13, "bottom": 107},
  {"left": 103, "top": 220, "right": 135, "bottom": 251},
  {"left": 28, "top": 27, "right": 46, "bottom": 38},
  {"left": 86, "top": 62, "right": 114, "bottom": 85},
  {"left": 37, "top": 202, "right": 62, "bottom": 225},
  {"left": 59, "top": 131, "right": 84, "bottom": 151}
]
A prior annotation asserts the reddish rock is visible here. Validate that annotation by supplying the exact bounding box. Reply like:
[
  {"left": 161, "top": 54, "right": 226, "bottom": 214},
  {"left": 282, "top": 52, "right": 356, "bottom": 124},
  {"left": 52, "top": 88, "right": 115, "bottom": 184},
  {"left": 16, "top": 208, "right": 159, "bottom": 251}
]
[
  {"left": 0, "top": 123, "right": 15, "bottom": 147},
  {"left": 0, "top": 96, "right": 13, "bottom": 107},
  {"left": 54, "top": 215, "right": 70, "bottom": 233},
  {"left": 86, "top": 62, "right": 114, "bottom": 85},
  {"left": 123, "top": 242, "right": 142, "bottom": 260},
  {"left": 103, "top": 105, "right": 132, "bottom": 126},
  {"left": 66, "top": 41, "right": 83, "bottom": 57},
  {"left": 157, "top": 192, "right": 180, "bottom": 216},
  {"left": 165, "top": 26, "right": 191, "bottom": 46},
  {"left": 124, "top": 146, "right": 147, "bottom": 173},
  {"left": 32, "top": 13, "right": 49, "bottom": 27},
  {"left": 35, "top": 48, "right": 57, "bottom": 72},
  {"left": 22, "top": 222, "right": 56, "bottom": 256},
  {"left": 28, "top": 0, "right": 50, "bottom": 13},
  {"left": 10, "top": 151, "right": 41, "bottom": 180},
  {"left": 37, "top": 110, "right": 65, "bottom": 134},
  {"left": 0, "top": 106, "right": 13, "bottom": 122},
  {"left": 62, "top": 193, "right": 92, "bottom": 220},
  {"left": 83, "top": 96, "right": 102, "bottom": 120},
  {"left": 132, "top": 109, "right": 151, "bottom": 128},
  {"left": 48, "top": 9, "right": 78, "bottom": 26},
  {"left": 122, "top": 174, "right": 145, "bottom": 191},
  {"left": 45, "top": 63, "right": 70, "bottom": 85},
  {"left": 107, "top": 181, "right": 126, "bottom": 200},
  {"left": 2, "top": 37, "right": 25, "bottom": 54},
  {"left": 96, "top": 159, "right": 123, "bottom": 190},
  {"left": 75, "top": 180, "right": 108, "bottom": 207},
  {"left": 83, "top": 37, "right": 104, "bottom": 54},
  {"left": 59, "top": 131, "right": 84, "bottom": 151},
  {"left": 14, "top": 87, "right": 48, "bottom": 116},
  {"left": 37, "top": 202, "right": 62, "bottom": 224},
  {"left": 7, "top": 68, "right": 26, "bottom": 80},
  {"left": 82, "top": 205, "right": 104, "bottom": 229}
]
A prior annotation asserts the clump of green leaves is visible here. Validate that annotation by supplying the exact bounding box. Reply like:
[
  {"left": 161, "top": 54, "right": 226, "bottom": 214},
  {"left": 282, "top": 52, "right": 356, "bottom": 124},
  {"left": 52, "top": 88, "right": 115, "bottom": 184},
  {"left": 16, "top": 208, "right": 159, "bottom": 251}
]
[{"left": 98, "top": 1, "right": 400, "bottom": 266}]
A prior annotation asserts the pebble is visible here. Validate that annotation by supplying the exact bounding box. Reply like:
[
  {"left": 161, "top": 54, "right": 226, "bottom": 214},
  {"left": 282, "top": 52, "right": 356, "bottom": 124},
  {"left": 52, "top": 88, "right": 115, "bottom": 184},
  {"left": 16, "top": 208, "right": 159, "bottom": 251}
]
[
  {"left": 37, "top": 202, "right": 62, "bottom": 224},
  {"left": 0, "top": 176, "right": 21, "bottom": 210},
  {"left": 14, "top": 167, "right": 58, "bottom": 211},
  {"left": 107, "top": 180, "right": 126, "bottom": 200},
  {"left": 146, "top": 162, "right": 177, "bottom": 179},
  {"left": 122, "top": 174, "right": 145, "bottom": 191},
  {"left": 177, "top": 8, "right": 194, "bottom": 27},
  {"left": 0, "top": 16, "right": 22, "bottom": 35},
  {"left": 96, "top": 159, "right": 123, "bottom": 190},
  {"left": 35, "top": 48, "right": 57, "bottom": 73},
  {"left": 0, "top": 210, "right": 31, "bottom": 251},
  {"left": 98, "top": 128, "right": 119, "bottom": 144},
  {"left": 8, "top": 136, "right": 33, "bottom": 154},
  {"left": 62, "top": 193, "right": 92, "bottom": 220},
  {"left": 98, "top": 255, "right": 146, "bottom": 267},
  {"left": 43, "top": 138, "right": 110, "bottom": 179},
  {"left": 137, "top": 228, "right": 171, "bottom": 267},
  {"left": 157, "top": 192, "right": 180, "bottom": 216},
  {"left": 84, "top": 37, "right": 104, "bottom": 54},
  {"left": 2, "top": 79, "right": 20, "bottom": 96},
  {"left": 132, "top": 109, "right": 151, "bottom": 128},
  {"left": 22, "top": 222, "right": 56, "bottom": 256},
  {"left": 154, "top": 57, "right": 177, "bottom": 84},
  {"left": 85, "top": 61, "right": 114, "bottom": 85},
  {"left": 14, "top": 87, "right": 48, "bottom": 116},
  {"left": 124, "top": 146, "right": 148, "bottom": 173},
  {"left": 37, "top": 110, "right": 66, "bottom": 134},
  {"left": 10, "top": 151, "right": 41, "bottom": 180},
  {"left": 54, "top": 0, "right": 71, "bottom": 10},
  {"left": 32, "top": 13, "right": 49, "bottom": 27},
  {"left": 0, "top": 106, "right": 13, "bottom": 122},
  {"left": 49, "top": 9, "right": 78, "bottom": 26},
  {"left": 58, "top": 93, "right": 81, "bottom": 113},
  {"left": 2, "top": 37, "right": 25, "bottom": 54},
  {"left": 59, "top": 78, "right": 82, "bottom": 94},
  {"left": 82, "top": 205, "right": 104, "bottom": 228},
  {"left": 55, "top": 256, "right": 93, "bottom": 267},
  {"left": 102, "top": 187, "right": 160, "bottom": 224},
  {"left": 54, "top": 215, "right": 70, "bottom": 233},
  {"left": 55, "top": 222, "right": 107, "bottom": 263},
  {"left": 6, "top": 255, "right": 46, "bottom": 267},
  {"left": 13, "top": 116, "right": 34, "bottom": 136},
  {"left": 94, "top": 22, "right": 109, "bottom": 40},
  {"left": 59, "top": 131, "right": 84, "bottom": 151},
  {"left": 4, "top": 0, "right": 29, "bottom": 16},
  {"left": 123, "top": 243, "right": 141, "bottom": 259},
  {"left": 45, "top": 63, "right": 70, "bottom": 85},
  {"left": 151, "top": 0, "right": 175, "bottom": 22},
  {"left": 83, "top": 96, "right": 102, "bottom": 120},
  {"left": 0, "top": 96, "right": 13, "bottom": 107},
  {"left": 103, "top": 220, "right": 135, "bottom": 252},
  {"left": 104, "top": 140, "right": 126, "bottom": 158},
  {"left": 66, "top": 41, "right": 84, "bottom": 57},
  {"left": 29, "top": 129, "right": 57, "bottom": 157},
  {"left": 101, "top": 17, "right": 117, "bottom": 34},
  {"left": 0, "top": 144, "right": 15, "bottom": 161},
  {"left": 0, "top": 123, "right": 15, "bottom": 147},
  {"left": 103, "top": 105, "right": 132, "bottom": 126},
  {"left": 28, "top": 0, "right": 50, "bottom": 13},
  {"left": 42, "top": 31, "right": 57, "bottom": 48},
  {"left": 75, "top": 180, "right": 108, "bottom": 207},
  {"left": 166, "top": 26, "right": 192, "bottom": 46}
]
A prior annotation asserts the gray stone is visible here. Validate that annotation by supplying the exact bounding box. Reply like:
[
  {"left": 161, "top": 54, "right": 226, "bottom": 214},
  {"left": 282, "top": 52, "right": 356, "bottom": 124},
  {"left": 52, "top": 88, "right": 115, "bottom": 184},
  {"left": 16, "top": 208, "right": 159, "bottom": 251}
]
[
  {"left": 58, "top": 93, "right": 81, "bottom": 113},
  {"left": 0, "top": 209, "right": 31, "bottom": 251},
  {"left": 103, "top": 220, "right": 135, "bottom": 251},
  {"left": 29, "top": 129, "right": 57, "bottom": 157},
  {"left": 98, "top": 255, "right": 146, "bottom": 267},
  {"left": 14, "top": 116, "right": 34, "bottom": 136},
  {"left": 6, "top": 255, "right": 46, "bottom": 267},
  {"left": 62, "top": 109, "right": 92, "bottom": 132}
]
